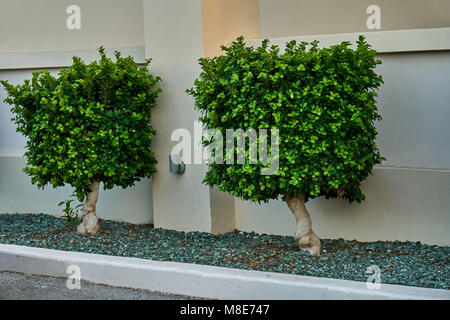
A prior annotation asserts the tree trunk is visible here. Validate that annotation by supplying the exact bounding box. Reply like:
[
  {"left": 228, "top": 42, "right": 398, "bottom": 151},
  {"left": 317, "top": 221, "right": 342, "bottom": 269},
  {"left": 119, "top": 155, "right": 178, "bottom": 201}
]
[
  {"left": 285, "top": 193, "right": 321, "bottom": 255},
  {"left": 76, "top": 181, "right": 100, "bottom": 235}
]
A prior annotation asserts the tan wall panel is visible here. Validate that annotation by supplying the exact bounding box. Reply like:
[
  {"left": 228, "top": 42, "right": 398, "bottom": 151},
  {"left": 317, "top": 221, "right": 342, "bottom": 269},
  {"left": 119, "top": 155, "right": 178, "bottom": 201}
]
[
  {"left": 201, "top": 0, "right": 261, "bottom": 57},
  {"left": 236, "top": 168, "right": 450, "bottom": 245},
  {"left": 0, "top": 157, "right": 154, "bottom": 224},
  {"left": 143, "top": 0, "right": 213, "bottom": 232},
  {"left": 201, "top": 0, "right": 261, "bottom": 233},
  {"left": 258, "top": 0, "right": 450, "bottom": 38},
  {"left": 0, "top": 0, "right": 144, "bottom": 53}
]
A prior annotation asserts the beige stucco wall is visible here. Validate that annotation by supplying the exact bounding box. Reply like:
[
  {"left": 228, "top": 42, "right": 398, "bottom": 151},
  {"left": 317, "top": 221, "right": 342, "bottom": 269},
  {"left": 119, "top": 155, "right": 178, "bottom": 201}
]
[
  {"left": 258, "top": 0, "right": 450, "bottom": 38},
  {"left": 201, "top": 0, "right": 262, "bottom": 233},
  {"left": 0, "top": 0, "right": 149, "bottom": 223},
  {"left": 142, "top": 0, "right": 262, "bottom": 234},
  {"left": 143, "top": 0, "right": 213, "bottom": 232},
  {"left": 201, "top": 0, "right": 261, "bottom": 57},
  {"left": 0, "top": 0, "right": 144, "bottom": 53},
  {"left": 236, "top": 167, "right": 450, "bottom": 245},
  {"left": 0, "top": 157, "right": 154, "bottom": 223}
]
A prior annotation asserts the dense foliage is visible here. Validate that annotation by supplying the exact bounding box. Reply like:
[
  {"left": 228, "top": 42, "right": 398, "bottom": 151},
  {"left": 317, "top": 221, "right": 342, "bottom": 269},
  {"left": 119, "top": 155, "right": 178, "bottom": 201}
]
[
  {"left": 2, "top": 47, "right": 161, "bottom": 201},
  {"left": 188, "top": 36, "right": 384, "bottom": 203}
]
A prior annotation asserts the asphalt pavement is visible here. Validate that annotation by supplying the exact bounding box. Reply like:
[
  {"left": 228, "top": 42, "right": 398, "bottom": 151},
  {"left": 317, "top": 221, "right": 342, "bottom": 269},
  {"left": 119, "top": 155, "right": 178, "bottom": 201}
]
[{"left": 0, "top": 271, "right": 200, "bottom": 300}]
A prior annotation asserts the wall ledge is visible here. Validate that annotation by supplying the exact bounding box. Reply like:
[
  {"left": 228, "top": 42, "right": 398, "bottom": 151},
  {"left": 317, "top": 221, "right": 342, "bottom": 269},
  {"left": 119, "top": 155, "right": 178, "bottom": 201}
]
[
  {"left": 0, "top": 155, "right": 448, "bottom": 172},
  {"left": 0, "top": 46, "right": 146, "bottom": 70},
  {"left": 245, "top": 27, "right": 450, "bottom": 53}
]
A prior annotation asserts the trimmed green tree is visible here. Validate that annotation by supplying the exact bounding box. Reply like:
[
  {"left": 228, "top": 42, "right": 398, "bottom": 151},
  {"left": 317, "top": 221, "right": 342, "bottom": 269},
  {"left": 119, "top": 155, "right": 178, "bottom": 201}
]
[
  {"left": 1, "top": 47, "right": 161, "bottom": 235},
  {"left": 187, "top": 36, "right": 384, "bottom": 254}
]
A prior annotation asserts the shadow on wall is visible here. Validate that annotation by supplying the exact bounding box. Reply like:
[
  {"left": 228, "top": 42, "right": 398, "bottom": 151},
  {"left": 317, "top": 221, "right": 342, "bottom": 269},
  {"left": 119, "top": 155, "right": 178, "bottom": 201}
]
[
  {"left": 235, "top": 168, "right": 450, "bottom": 246},
  {"left": 0, "top": 157, "right": 154, "bottom": 224}
]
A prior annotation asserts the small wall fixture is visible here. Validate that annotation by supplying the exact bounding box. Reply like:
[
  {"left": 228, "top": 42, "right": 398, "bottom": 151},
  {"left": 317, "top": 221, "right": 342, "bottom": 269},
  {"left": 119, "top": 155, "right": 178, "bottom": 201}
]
[{"left": 169, "top": 154, "right": 185, "bottom": 174}]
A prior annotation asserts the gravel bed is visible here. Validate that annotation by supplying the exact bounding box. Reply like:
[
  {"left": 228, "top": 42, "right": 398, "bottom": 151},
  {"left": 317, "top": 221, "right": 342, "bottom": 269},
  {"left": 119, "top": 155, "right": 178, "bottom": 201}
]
[{"left": 0, "top": 213, "right": 448, "bottom": 290}]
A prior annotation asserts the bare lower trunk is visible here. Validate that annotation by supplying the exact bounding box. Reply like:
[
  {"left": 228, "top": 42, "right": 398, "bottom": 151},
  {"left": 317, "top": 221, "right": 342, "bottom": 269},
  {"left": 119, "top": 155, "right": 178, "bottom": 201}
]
[
  {"left": 285, "top": 194, "right": 321, "bottom": 255},
  {"left": 76, "top": 181, "right": 100, "bottom": 235}
]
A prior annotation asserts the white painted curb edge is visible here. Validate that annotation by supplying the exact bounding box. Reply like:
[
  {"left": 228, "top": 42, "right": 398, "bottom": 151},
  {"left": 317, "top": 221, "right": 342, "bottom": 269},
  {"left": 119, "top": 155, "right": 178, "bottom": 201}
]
[{"left": 1, "top": 244, "right": 448, "bottom": 300}]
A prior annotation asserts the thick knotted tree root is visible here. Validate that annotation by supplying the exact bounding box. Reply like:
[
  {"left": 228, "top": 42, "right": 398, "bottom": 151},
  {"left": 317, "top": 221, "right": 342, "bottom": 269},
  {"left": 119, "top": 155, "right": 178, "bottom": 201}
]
[
  {"left": 285, "top": 193, "right": 321, "bottom": 255},
  {"left": 76, "top": 181, "right": 100, "bottom": 236}
]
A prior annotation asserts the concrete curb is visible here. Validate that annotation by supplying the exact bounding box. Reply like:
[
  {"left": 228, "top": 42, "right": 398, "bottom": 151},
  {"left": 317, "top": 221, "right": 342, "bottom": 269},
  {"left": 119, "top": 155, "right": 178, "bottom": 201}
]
[{"left": 1, "top": 244, "right": 449, "bottom": 300}]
